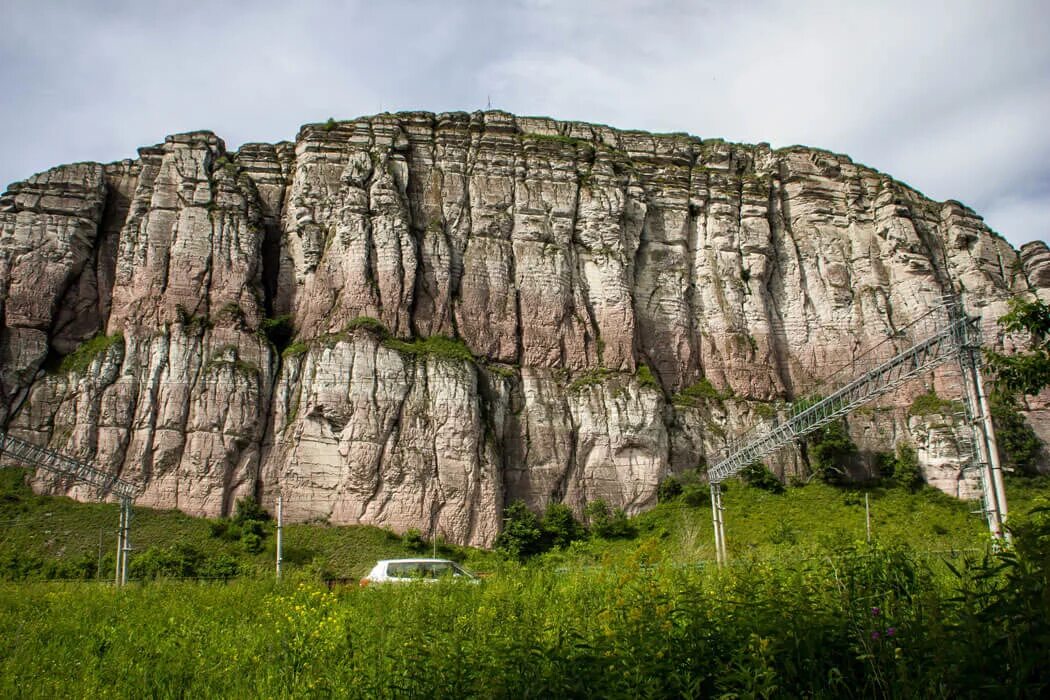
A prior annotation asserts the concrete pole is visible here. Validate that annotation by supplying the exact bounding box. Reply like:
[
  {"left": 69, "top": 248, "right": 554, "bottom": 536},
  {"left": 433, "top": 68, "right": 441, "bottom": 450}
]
[
  {"left": 120, "top": 499, "right": 131, "bottom": 586},
  {"left": 865, "top": 493, "right": 871, "bottom": 543},
  {"left": 710, "top": 482, "right": 727, "bottom": 566},
  {"left": 717, "top": 486, "right": 727, "bottom": 564},
  {"left": 710, "top": 483, "right": 720, "bottom": 565},
  {"left": 972, "top": 361, "right": 1010, "bottom": 541},
  {"left": 114, "top": 505, "right": 124, "bottom": 586},
  {"left": 960, "top": 351, "right": 1004, "bottom": 540},
  {"left": 276, "top": 495, "right": 283, "bottom": 580}
]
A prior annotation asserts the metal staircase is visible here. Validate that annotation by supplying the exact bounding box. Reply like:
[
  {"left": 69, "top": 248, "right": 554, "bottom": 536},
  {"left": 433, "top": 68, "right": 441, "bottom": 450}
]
[
  {"left": 0, "top": 432, "right": 138, "bottom": 500},
  {"left": 0, "top": 431, "right": 138, "bottom": 584},
  {"left": 707, "top": 313, "right": 978, "bottom": 484},
  {"left": 706, "top": 299, "right": 1009, "bottom": 564}
]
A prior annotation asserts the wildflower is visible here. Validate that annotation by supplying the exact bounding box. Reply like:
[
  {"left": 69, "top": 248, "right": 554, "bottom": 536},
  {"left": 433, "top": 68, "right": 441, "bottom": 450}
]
[
  {"left": 886, "top": 627, "right": 896, "bottom": 637},
  {"left": 871, "top": 631, "right": 880, "bottom": 640},
  {"left": 871, "top": 606, "right": 880, "bottom": 617}
]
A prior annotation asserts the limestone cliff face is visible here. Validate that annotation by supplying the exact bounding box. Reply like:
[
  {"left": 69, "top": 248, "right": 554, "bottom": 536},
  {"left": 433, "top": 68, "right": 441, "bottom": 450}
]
[{"left": 0, "top": 111, "right": 1044, "bottom": 544}]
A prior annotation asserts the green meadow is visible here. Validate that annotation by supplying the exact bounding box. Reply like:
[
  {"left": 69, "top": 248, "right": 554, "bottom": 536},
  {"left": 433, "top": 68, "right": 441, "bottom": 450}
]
[{"left": 2, "top": 468, "right": 1049, "bottom": 697}]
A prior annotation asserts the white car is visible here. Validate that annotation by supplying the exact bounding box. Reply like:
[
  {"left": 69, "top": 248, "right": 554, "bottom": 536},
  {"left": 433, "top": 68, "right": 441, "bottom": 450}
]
[{"left": 360, "top": 558, "right": 479, "bottom": 585}]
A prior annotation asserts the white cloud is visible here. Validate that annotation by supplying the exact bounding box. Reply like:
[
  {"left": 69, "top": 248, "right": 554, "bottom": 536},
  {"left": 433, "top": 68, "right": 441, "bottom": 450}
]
[{"left": 1, "top": 0, "right": 1047, "bottom": 248}]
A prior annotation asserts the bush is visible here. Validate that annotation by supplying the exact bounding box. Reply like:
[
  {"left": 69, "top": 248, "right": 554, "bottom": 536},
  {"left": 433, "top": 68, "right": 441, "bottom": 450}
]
[
  {"left": 540, "top": 503, "right": 585, "bottom": 550},
  {"left": 658, "top": 476, "right": 683, "bottom": 502},
  {"left": 990, "top": 391, "right": 1043, "bottom": 475},
  {"left": 130, "top": 543, "right": 205, "bottom": 580},
  {"left": 241, "top": 532, "right": 264, "bottom": 555},
  {"left": 208, "top": 519, "right": 233, "bottom": 540},
  {"left": 495, "top": 501, "right": 587, "bottom": 559},
  {"left": 891, "top": 444, "right": 923, "bottom": 491},
  {"left": 494, "top": 501, "right": 544, "bottom": 560},
  {"left": 199, "top": 554, "right": 239, "bottom": 580},
  {"left": 682, "top": 482, "right": 712, "bottom": 507},
  {"left": 234, "top": 497, "right": 270, "bottom": 524},
  {"left": 586, "top": 500, "right": 636, "bottom": 539},
  {"left": 739, "top": 462, "right": 784, "bottom": 494},
  {"left": 808, "top": 420, "right": 856, "bottom": 484},
  {"left": 402, "top": 528, "right": 427, "bottom": 553},
  {"left": 659, "top": 468, "right": 709, "bottom": 505}
]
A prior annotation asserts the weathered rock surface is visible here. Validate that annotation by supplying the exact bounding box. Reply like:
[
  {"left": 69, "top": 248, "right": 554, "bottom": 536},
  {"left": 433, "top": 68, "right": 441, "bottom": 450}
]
[{"left": 0, "top": 111, "right": 1045, "bottom": 545}]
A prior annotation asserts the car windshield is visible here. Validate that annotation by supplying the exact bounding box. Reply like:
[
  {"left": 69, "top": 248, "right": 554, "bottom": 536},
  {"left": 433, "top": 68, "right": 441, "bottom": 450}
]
[{"left": 387, "top": 561, "right": 465, "bottom": 579}]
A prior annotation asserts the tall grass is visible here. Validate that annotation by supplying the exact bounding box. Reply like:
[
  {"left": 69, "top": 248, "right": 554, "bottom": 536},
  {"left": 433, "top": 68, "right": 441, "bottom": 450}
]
[{"left": 2, "top": 520, "right": 1048, "bottom": 698}]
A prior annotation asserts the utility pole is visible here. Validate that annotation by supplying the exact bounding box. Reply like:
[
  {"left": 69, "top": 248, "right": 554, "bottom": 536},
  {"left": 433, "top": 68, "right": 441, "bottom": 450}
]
[
  {"left": 118, "top": 498, "right": 131, "bottom": 586},
  {"left": 276, "top": 495, "right": 283, "bottom": 580},
  {"left": 97, "top": 528, "right": 104, "bottom": 581},
  {"left": 114, "top": 504, "right": 124, "bottom": 586},
  {"left": 973, "top": 361, "right": 1010, "bottom": 537},
  {"left": 949, "top": 300, "right": 1010, "bottom": 543},
  {"left": 865, "top": 494, "right": 871, "bottom": 543},
  {"left": 710, "top": 482, "right": 726, "bottom": 566}
]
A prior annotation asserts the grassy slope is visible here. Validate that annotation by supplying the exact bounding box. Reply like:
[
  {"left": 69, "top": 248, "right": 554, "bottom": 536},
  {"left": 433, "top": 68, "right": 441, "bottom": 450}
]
[
  {"left": 0, "top": 468, "right": 500, "bottom": 579},
  {"left": 2, "top": 465, "right": 1048, "bottom": 581}
]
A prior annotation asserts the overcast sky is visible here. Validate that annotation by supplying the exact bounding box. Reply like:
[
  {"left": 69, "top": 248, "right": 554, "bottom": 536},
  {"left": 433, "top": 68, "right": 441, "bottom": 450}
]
[{"left": 2, "top": 0, "right": 1047, "bottom": 249}]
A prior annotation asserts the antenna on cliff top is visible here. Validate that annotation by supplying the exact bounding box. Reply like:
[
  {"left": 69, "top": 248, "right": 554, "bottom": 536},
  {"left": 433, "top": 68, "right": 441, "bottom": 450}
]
[{"left": 487, "top": 95, "right": 491, "bottom": 110}]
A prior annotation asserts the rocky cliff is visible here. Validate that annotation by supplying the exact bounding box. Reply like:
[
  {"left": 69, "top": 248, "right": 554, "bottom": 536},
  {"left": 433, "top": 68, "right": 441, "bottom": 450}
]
[{"left": 1, "top": 111, "right": 1046, "bottom": 545}]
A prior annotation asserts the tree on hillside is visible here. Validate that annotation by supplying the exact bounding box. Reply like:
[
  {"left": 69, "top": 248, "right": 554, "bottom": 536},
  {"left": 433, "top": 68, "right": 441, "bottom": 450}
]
[
  {"left": 986, "top": 296, "right": 1050, "bottom": 397},
  {"left": 807, "top": 420, "right": 856, "bottom": 485},
  {"left": 984, "top": 296, "right": 1049, "bottom": 474}
]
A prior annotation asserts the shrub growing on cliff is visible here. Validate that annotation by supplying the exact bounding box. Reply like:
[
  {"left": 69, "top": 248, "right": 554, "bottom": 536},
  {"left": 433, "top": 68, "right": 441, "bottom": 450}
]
[
  {"left": 282, "top": 340, "right": 309, "bottom": 358},
  {"left": 672, "top": 378, "right": 730, "bottom": 407},
  {"left": 636, "top": 364, "right": 660, "bottom": 390},
  {"left": 383, "top": 335, "right": 475, "bottom": 363},
  {"left": 260, "top": 314, "right": 294, "bottom": 351},
  {"left": 345, "top": 316, "right": 390, "bottom": 337},
  {"left": 53, "top": 333, "right": 124, "bottom": 375},
  {"left": 908, "top": 390, "right": 963, "bottom": 417}
]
